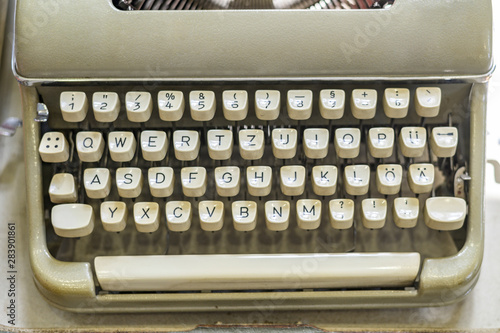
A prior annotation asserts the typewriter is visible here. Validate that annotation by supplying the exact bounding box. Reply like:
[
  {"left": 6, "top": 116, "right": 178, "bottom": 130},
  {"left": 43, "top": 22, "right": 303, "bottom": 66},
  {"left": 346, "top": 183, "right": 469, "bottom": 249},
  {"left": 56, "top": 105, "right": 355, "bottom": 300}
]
[{"left": 13, "top": 0, "right": 493, "bottom": 312}]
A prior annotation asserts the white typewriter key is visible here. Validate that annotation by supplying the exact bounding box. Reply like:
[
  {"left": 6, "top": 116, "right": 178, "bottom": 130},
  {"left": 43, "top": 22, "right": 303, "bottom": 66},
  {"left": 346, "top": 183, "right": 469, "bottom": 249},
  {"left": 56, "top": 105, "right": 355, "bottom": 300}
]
[
  {"left": 296, "top": 199, "right": 321, "bottom": 230},
  {"left": 173, "top": 130, "right": 200, "bottom": 161},
  {"left": 60, "top": 91, "right": 88, "bottom": 122},
  {"left": 140, "top": 130, "right": 168, "bottom": 161},
  {"left": 280, "top": 165, "right": 306, "bottom": 196},
  {"left": 76, "top": 131, "right": 104, "bottom": 162},
  {"left": 166, "top": 201, "right": 192, "bottom": 232},
  {"left": 344, "top": 165, "right": 370, "bottom": 196},
  {"left": 39, "top": 132, "right": 70, "bottom": 163},
  {"left": 181, "top": 167, "right": 207, "bottom": 197},
  {"left": 223, "top": 90, "right": 248, "bottom": 121},
  {"left": 265, "top": 201, "right": 290, "bottom": 231},
  {"left": 83, "top": 168, "right": 111, "bottom": 199},
  {"left": 190, "top": 90, "right": 216, "bottom": 121},
  {"left": 158, "top": 90, "right": 184, "bottom": 121},
  {"left": 361, "top": 199, "right": 387, "bottom": 229},
  {"left": 207, "top": 129, "right": 233, "bottom": 160},
  {"left": 100, "top": 201, "right": 127, "bottom": 232},
  {"left": 424, "top": 197, "right": 467, "bottom": 231},
  {"left": 126, "top": 91, "right": 153, "bottom": 122},
  {"left": 329, "top": 199, "right": 354, "bottom": 229},
  {"left": 415, "top": 87, "right": 441, "bottom": 117},
  {"left": 368, "top": 128, "right": 394, "bottom": 159},
  {"left": 255, "top": 90, "right": 280, "bottom": 120},
  {"left": 92, "top": 92, "right": 120, "bottom": 122},
  {"left": 272, "top": 128, "right": 297, "bottom": 159},
  {"left": 214, "top": 166, "right": 240, "bottom": 197},
  {"left": 239, "top": 129, "right": 264, "bottom": 160},
  {"left": 134, "top": 202, "right": 160, "bottom": 233},
  {"left": 408, "top": 163, "right": 434, "bottom": 194},
  {"left": 148, "top": 167, "right": 174, "bottom": 198},
  {"left": 303, "top": 128, "right": 329, "bottom": 159},
  {"left": 108, "top": 132, "right": 137, "bottom": 162},
  {"left": 247, "top": 166, "right": 272, "bottom": 197},
  {"left": 199, "top": 201, "right": 224, "bottom": 231},
  {"left": 49, "top": 173, "right": 77, "bottom": 203},
  {"left": 312, "top": 165, "right": 338, "bottom": 196},
  {"left": 393, "top": 197, "right": 419, "bottom": 228},
  {"left": 319, "top": 89, "right": 345, "bottom": 119},
  {"left": 51, "top": 204, "right": 94, "bottom": 238},
  {"left": 116, "top": 167, "right": 143, "bottom": 198},
  {"left": 334, "top": 128, "right": 361, "bottom": 159},
  {"left": 399, "top": 127, "right": 427, "bottom": 158},
  {"left": 376, "top": 164, "right": 403, "bottom": 195},
  {"left": 232, "top": 201, "right": 257, "bottom": 231},
  {"left": 351, "top": 89, "right": 377, "bottom": 119},
  {"left": 430, "top": 127, "right": 458, "bottom": 157},
  {"left": 287, "top": 90, "right": 313, "bottom": 120},
  {"left": 383, "top": 88, "right": 409, "bottom": 118}
]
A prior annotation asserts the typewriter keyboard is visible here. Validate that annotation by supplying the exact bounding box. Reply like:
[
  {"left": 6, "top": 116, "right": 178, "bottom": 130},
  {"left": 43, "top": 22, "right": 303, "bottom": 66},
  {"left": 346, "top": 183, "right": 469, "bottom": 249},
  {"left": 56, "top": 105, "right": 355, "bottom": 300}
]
[{"left": 37, "top": 82, "right": 471, "bottom": 291}]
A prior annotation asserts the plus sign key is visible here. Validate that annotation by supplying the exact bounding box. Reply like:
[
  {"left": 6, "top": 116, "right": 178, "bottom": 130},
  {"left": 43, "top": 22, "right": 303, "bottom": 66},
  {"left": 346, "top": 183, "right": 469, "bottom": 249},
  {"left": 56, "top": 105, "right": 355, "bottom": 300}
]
[{"left": 351, "top": 89, "right": 377, "bottom": 119}]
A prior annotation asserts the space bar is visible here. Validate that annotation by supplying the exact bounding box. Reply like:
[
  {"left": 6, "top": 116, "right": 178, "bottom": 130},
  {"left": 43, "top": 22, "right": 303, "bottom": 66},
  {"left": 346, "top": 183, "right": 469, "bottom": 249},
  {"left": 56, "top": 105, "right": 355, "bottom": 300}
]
[{"left": 94, "top": 253, "right": 421, "bottom": 291}]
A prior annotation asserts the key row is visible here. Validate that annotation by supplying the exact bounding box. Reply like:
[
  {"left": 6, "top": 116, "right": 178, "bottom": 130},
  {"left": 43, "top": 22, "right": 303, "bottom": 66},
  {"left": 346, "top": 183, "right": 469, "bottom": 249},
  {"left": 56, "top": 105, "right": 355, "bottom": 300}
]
[
  {"left": 59, "top": 87, "right": 442, "bottom": 123},
  {"left": 48, "top": 163, "right": 436, "bottom": 204},
  {"left": 38, "top": 126, "right": 458, "bottom": 163},
  {"left": 51, "top": 196, "right": 467, "bottom": 238}
]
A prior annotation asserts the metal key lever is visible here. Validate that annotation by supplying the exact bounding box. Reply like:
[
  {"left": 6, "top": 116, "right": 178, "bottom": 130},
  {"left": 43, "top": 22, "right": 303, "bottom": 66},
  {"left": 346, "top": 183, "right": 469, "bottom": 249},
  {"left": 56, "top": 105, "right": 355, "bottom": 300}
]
[{"left": 0, "top": 117, "right": 22, "bottom": 137}]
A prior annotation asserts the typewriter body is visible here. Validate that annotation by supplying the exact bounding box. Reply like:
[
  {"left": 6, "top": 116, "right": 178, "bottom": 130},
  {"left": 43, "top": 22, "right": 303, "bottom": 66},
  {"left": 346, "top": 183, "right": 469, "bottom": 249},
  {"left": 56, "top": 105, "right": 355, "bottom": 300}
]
[{"left": 13, "top": 0, "right": 493, "bottom": 312}]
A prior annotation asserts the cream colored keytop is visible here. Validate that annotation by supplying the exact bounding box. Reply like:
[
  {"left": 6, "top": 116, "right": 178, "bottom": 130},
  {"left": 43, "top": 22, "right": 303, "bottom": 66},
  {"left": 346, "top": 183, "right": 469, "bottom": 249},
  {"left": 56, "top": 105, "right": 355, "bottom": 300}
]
[
  {"left": 51, "top": 204, "right": 94, "bottom": 238},
  {"left": 166, "top": 201, "right": 192, "bottom": 232},
  {"left": 134, "top": 202, "right": 160, "bottom": 233},
  {"left": 255, "top": 90, "right": 280, "bottom": 121},
  {"left": 430, "top": 127, "right": 458, "bottom": 157},
  {"left": 319, "top": 89, "right": 345, "bottom": 119},
  {"left": 173, "top": 130, "right": 200, "bottom": 161},
  {"left": 335, "top": 128, "right": 361, "bottom": 159},
  {"left": 287, "top": 90, "right": 313, "bottom": 120},
  {"left": 116, "top": 167, "right": 143, "bottom": 198},
  {"left": 215, "top": 166, "right": 240, "bottom": 197},
  {"left": 140, "top": 131, "right": 168, "bottom": 161},
  {"left": 39, "top": 132, "right": 70, "bottom": 163},
  {"left": 329, "top": 199, "right": 354, "bottom": 229},
  {"left": 232, "top": 201, "right": 257, "bottom": 231},
  {"left": 393, "top": 197, "right": 419, "bottom": 228},
  {"left": 376, "top": 164, "right": 402, "bottom": 195},
  {"left": 408, "top": 163, "right": 434, "bottom": 194},
  {"left": 93, "top": 92, "right": 120, "bottom": 122},
  {"left": 280, "top": 165, "right": 306, "bottom": 196},
  {"left": 312, "top": 165, "right": 337, "bottom": 196},
  {"left": 247, "top": 166, "right": 272, "bottom": 197},
  {"left": 83, "top": 168, "right": 111, "bottom": 199},
  {"left": 351, "top": 89, "right": 377, "bottom": 119},
  {"left": 100, "top": 201, "right": 127, "bottom": 232},
  {"left": 190, "top": 90, "right": 216, "bottom": 121},
  {"left": 399, "top": 127, "right": 426, "bottom": 158},
  {"left": 60, "top": 91, "right": 88, "bottom": 122},
  {"left": 239, "top": 129, "right": 264, "bottom": 160},
  {"left": 181, "top": 167, "right": 207, "bottom": 197},
  {"left": 368, "top": 128, "right": 394, "bottom": 159},
  {"left": 303, "top": 128, "right": 329, "bottom": 159},
  {"left": 425, "top": 197, "right": 467, "bottom": 231},
  {"left": 49, "top": 173, "right": 77, "bottom": 203},
  {"left": 297, "top": 199, "right": 321, "bottom": 230},
  {"left": 223, "top": 90, "right": 248, "bottom": 121},
  {"left": 76, "top": 131, "right": 105, "bottom": 162},
  {"left": 272, "top": 128, "right": 297, "bottom": 159},
  {"left": 265, "top": 201, "right": 290, "bottom": 231},
  {"left": 344, "top": 165, "right": 370, "bottom": 196},
  {"left": 207, "top": 129, "right": 233, "bottom": 160},
  {"left": 126, "top": 91, "right": 153, "bottom": 122},
  {"left": 148, "top": 167, "right": 174, "bottom": 197},
  {"left": 158, "top": 90, "right": 184, "bottom": 121},
  {"left": 383, "top": 88, "right": 409, "bottom": 118},
  {"left": 199, "top": 201, "right": 224, "bottom": 231},
  {"left": 362, "top": 198, "right": 387, "bottom": 229},
  {"left": 415, "top": 87, "right": 441, "bottom": 117},
  {"left": 108, "top": 132, "right": 137, "bottom": 162}
]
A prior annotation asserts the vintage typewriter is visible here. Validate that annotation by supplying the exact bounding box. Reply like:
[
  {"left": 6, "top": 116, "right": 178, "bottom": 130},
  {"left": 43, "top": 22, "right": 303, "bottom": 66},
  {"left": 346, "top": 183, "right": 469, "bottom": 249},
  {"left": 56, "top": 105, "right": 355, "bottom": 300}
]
[{"left": 13, "top": 0, "right": 493, "bottom": 312}]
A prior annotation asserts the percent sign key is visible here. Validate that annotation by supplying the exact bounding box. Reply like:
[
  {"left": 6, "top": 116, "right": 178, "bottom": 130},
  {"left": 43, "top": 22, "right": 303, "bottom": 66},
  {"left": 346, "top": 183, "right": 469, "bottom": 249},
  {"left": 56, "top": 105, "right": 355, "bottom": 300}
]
[{"left": 159, "top": 91, "right": 185, "bottom": 121}]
